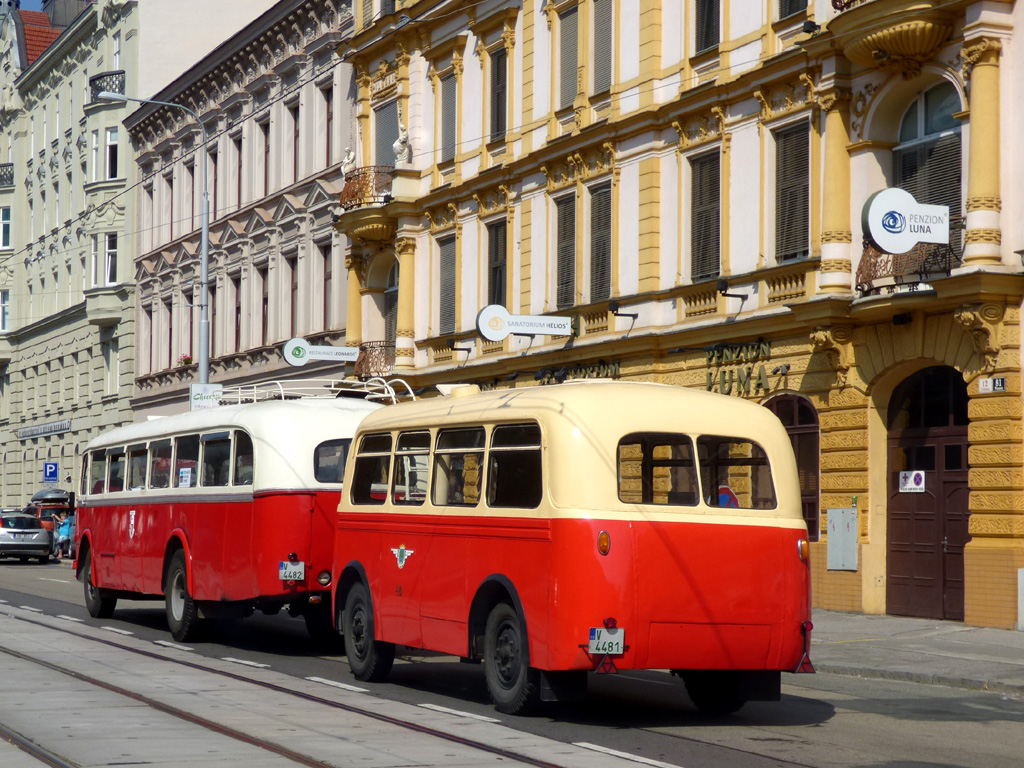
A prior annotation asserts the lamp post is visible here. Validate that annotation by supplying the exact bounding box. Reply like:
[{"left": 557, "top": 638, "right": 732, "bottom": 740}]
[{"left": 97, "top": 91, "right": 211, "bottom": 385}]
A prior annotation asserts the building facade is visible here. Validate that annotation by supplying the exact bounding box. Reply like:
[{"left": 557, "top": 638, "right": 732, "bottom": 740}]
[
  {"left": 323, "top": 0, "right": 1024, "bottom": 630},
  {"left": 0, "top": 0, "right": 278, "bottom": 507}
]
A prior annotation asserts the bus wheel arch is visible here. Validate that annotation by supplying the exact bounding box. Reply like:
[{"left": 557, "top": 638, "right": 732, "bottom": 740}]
[
  {"left": 165, "top": 549, "right": 202, "bottom": 642},
  {"left": 334, "top": 561, "right": 370, "bottom": 634},
  {"left": 80, "top": 540, "right": 117, "bottom": 619},
  {"left": 161, "top": 535, "right": 191, "bottom": 595},
  {"left": 468, "top": 575, "right": 529, "bottom": 661}
]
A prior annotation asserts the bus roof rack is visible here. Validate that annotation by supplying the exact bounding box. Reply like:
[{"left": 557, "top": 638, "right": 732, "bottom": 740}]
[{"left": 215, "top": 378, "right": 415, "bottom": 405}]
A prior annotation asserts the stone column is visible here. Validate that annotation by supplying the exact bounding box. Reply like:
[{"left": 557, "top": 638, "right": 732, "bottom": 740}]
[
  {"left": 818, "top": 88, "right": 853, "bottom": 293},
  {"left": 394, "top": 237, "right": 416, "bottom": 370},
  {"left": 344, "top": 250, "right": 363, "bottom": 349},
  {"left": 962, "top": 38, "right": 1002, "bottom": 266}
]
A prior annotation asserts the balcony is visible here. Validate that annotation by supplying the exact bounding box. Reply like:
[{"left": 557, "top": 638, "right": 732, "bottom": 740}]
[
  {"left": 829, "top": 1, "right": 954, "bottom": 75},
  {"left": 0, "top": 163, "right": 12, "bottom": 187},
  {"left": 337, "top": 166, "right": 398, "bottom": 244},
  {"left": 855, "top": 219, "right": 963, "bottom": 296},
  {"left": 354, "top": 340, "right": 395, "bottom": 379},
  {"left": 88, "top": 70, "right": 125, "bottom": 103}
]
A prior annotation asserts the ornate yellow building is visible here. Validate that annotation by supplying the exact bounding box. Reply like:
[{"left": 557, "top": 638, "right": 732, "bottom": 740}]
[{"left": 336, "top": 1, "right": 1024, "bottom": 629}]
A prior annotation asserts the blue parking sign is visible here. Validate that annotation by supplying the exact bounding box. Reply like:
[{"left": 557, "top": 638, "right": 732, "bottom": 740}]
[{"left": 43, "top": 462, "right": 59, "bottom": 484}]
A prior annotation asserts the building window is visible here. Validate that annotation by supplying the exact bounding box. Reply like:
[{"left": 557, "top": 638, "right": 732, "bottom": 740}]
[
  {"left": 184, "top": 292, "right": 194, "bottom": 359},
  {"left": 259, "top": 121, "right": 270, "bottom": 195},
  {"left": 210, "top": 148, "right": 219, "bottom": 220},
  {"left": 259, "top": 267, "right": 269, "bottom": 346},
  {"left": 590, "top": 183, "right": 612, "bottom": 302},
  {"left": 233, "top": 137, "right": 243, "bottom": 208},
  {"left": 232, "top": 275, "right": 242, "bottom": 352},
  {"left": 90, "top": 130, "right": 99, "bottom": 182},
  {"left": 779, "top": 0, "right": 807, "bottom": 19},
  {"left": 592, "top": 0, "right": 613, "bottom": 95},
  {"left": 105, "top": 233, "right": 117, "bottom": 285},
  {"left": 696, "top": 0, "right": 720, "bottom": 54},
  {"left": 487, "top": 220, "right": 507, "bottom": 306},
  {"left": 559, "top": 7, "right": 578, "bottom": 111},
  {"left": 375, "top": 99, "right": 399, "bottom": 166},
  {"left": 185, "top": 162, "right": 196, "bottom": 230},
  {"left": 440, "top": 74, "right": 456, "bottom": 163},
  {"left": 490, "top": 48, "right": 507, "bottom": 143},
  {"left": 142, "top": 305, "right": 153, "bottom": 373},
  {"left": 164, "top": 300, "right": 174, "bottom": 369},
  {"left": 113, "top": 31, "right": 121, "bottom": 69},
  {"left": 0, "top": 289, "right": 8, "bottom": 331},
  {"left": 102, "top": 338, "right": 119, "bottom": 395},
  {"left": 555, "top": 195, "right": 576, "bottom": 310},
  {"left": 322, "top": 85, "right": 334, "bottom": 166},
  {"left": 208, "top": 284, "right": 217, "bottom": 358},
  {"left": 438, "top": 236, "right": 456, "bottom": 336},
  {"left": 775, "top": 122, "right": 810, "bottom": 261},
  {"left": 289, "top": 105, "right": 300, "bottom": 184},
  {"left": 322, "top": 243, "right": 334, "bottom": 330},
  {"left": 764, "top": 395, "right": 820, "bottom": 541},
  {"left": 690, "top": 151, "right": 721, "bottom": 282},
  {"left": 286, "top": 255, "right": 299, "bottom": 337},
  {"left": 105, "top": 127, "right": 118, "bottom": 179},
  {"left": 90, "top": 235, "right": 99, "bottom": 287},
  {"left": 385, "top": 261, "right": 399, "bottom": 341},
  {"left": 895, "top": 80, "right": 962, "bottom": 252},
  {"left": 0, "top": 206, "right": 10, "bottom": 248}
]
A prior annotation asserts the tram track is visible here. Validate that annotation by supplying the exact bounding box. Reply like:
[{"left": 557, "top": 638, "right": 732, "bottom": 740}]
[{"left": 0, "top": 606, "right": 578, "bottom": 768}]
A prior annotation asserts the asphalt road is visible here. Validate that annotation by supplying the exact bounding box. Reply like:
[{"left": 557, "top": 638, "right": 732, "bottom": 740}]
[{"left": 2, "top": 559, "right": 1023, "bottom": 768}]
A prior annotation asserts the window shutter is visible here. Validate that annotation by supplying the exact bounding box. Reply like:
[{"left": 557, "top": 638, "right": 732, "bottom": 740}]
[
  {"left": 374, "top": 100, "right": 398, "bottom": 166},
  {"left": 488, "top": 221, "right": 507, "bottom": 306},
  {"left": 775, "top": 123, "right": 810, "bottom": 261},
  {"left": 590, "top": 184, "right": 612, "bottom": 301},
  {"left": 895, "top": 132, "right": 962, "bottom": 251},
  {"left": 559, "top": 8, "right": 578, "bottom": 111},
  {"left": 592, "top": 0, "right": 613, "bottom": 95},
  {"left": 384, "top": 290, "right": 397, "bottom": 341},
  {"left": 439, "top": 236, "right": 456, "bottom": 336},
  {"left": 696, "top": 0, "right": 720, "bottom": 54},
  {"left": 441, "top": 74, "right": 457, "bottom": 163},
  {"left": 382, "top": 0, "right": 395, "bottom": 15},
  {"left": 779, "top": 0, "right": 807, "bottom": 19},
  {"left": 490, "top": 48, "right": 507, "bottom": 143},
  {"left": 362, "top": 0, "right": 373, "bottom": 29},
  {"left": 690, "top": 152, "right": 720, "bottom": 282},
  {"left": 556, "top": 196, "right": 576, "bottom": 310}
]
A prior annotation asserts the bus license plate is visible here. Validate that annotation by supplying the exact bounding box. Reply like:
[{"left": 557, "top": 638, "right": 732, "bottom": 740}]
[
  {"left": 588, "top": 627, "right": 625, "bottom": 655},
  {"left": 278, "top": 561, "right": 305, "bottom": 581}
]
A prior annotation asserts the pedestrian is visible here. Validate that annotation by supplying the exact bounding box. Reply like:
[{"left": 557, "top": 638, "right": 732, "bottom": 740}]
[{"left": 52, "top": 510, "right": 70, "bottom": 561}]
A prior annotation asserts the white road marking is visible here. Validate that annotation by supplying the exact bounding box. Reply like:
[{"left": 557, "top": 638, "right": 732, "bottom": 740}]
[
  {"left": 417, "top": 703, "right": 501, "bottom": 722},
  {"left": 56, "top": 615, "right": 84, "bottom": 623},
  {"left": 222, "top": 657, "right": 270, "bottom": 669},
  {"left": 19, "top": 606, "right": 43, "bottom": 612},
  {"left": 154, "top": 640, "right": 194, "bottom": 651},
  {"left": 574, "top": 742, "right": 686, "bottom": 768},
  {"left": 305, "top": 676, "right": 368, "bottom": 692},
  {"left": 39, "top": 578, "right": 72, "bottom": 583},
  {"left": 101, "top": 626, "right": 135, "bottom": 636}
]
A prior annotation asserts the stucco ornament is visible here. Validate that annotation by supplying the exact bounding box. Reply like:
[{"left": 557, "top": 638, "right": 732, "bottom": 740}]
[
  {"left": 393, "top": 123, "right": 411, "bottom": 165},
  {"left": 341, "top": 147, "right": 356, "bottom": 174},
  {"left": 99, "top": 0, "right": 129, "bottom": 29},
  {"left": 810, "top": 326, "right": 853, "bottom": 389}
]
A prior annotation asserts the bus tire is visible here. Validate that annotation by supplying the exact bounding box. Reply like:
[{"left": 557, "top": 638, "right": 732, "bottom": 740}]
[
  {"left": 343, "top": 582, "right": 394, "bottom": 681},
  {"left": 165, "top": 551, "right": 201, "bottom": 642},
  {"left": 483, "top": 602, "right": 539, "bottom": 715},
  {"left": 681, "top": 671, "right": 747, "bottom": 716},
  {"left": 83, "top": 555, "right": 117, "bottom": 619}
]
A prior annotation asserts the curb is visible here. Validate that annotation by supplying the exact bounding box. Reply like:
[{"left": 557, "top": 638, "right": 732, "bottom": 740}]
[{"left": 815, "top": 663, "right": 1024, "bottom": 699}]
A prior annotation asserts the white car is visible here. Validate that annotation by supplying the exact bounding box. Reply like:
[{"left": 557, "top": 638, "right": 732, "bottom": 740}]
[{"left": 0, "top": 513, "right": 52, "bottom": 563}]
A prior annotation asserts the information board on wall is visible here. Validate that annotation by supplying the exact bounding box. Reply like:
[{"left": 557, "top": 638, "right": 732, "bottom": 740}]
[{"left": 826, "top": 507, "right": 858, "bottom": 572}]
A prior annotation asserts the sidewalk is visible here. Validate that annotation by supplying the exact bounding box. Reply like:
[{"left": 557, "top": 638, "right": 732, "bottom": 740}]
[{"left": 810, "top": 608, "right": 1024, "bottom": 698}]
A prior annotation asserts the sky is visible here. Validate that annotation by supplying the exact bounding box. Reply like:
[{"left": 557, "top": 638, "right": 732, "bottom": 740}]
[{"left": 20, "top": 1, "right": 45, "bottom": 12}]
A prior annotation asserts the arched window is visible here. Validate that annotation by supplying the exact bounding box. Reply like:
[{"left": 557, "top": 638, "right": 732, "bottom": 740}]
[
  {"left": 384, "top": 261, "right": 398, "bottom": 342},
  {"left": 894, "top": 81, "right": 962, "bottom": 251},
  {"left": 765, "top": 395, "right": 820, "bottom": 541}
]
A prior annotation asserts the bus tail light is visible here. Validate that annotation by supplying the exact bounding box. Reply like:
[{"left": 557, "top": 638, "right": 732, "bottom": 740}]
[
  {"left": 317, "top": 570, "right": 332, "bottom": 587},
  {"left": 597, "top": 530, "right": 611, "bottom": 556},
  {"left": 797, "top": 538, "right": 809, "bottom": 562}
]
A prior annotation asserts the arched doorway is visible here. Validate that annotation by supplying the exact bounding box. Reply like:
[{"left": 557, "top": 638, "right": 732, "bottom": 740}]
[{"left": 886, "top": 366, "right": 969, "bottom": 620}]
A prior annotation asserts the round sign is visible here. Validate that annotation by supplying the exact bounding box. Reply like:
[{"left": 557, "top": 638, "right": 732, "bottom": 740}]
[
  {"left": 476, "top": 304, "right": 512, "bottom": 342},
  {"left": 283, "top": 337, "right": 311, "bottom": 367},
  {"left": 863, "top": 188, "right": 920, "bottom": 255}
]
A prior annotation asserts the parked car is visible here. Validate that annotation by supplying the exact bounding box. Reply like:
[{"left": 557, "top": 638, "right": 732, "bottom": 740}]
[
  {"left": 0, "top": 513, "right": 52, "bottom": 563},
  {"left": 26, "top": 488, "right": 75, "bottom": 534}
]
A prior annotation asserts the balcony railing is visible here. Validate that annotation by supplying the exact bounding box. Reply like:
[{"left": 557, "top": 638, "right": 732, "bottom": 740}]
[
  {"left": 89, "top": 70, "right": 125, "bottom": 103},
  {"left": 855, "top": 217, "right": 963, "bottom": 295},
  {"left": 0, "top": 163, "right": 12, "bottom": 187},
  {"left": 354, "top": 340, "right": 395, "bottom": 379},
  {"left": 340, "top": 166, "right": 394, "bottom": 210},
  {"left": 832, "top": 0, "right": 868, "bottom": 10}
]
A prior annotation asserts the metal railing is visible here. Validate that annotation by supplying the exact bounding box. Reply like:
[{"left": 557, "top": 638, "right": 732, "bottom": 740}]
[
  {"left": 339, "top": 166, "right": 394, "bottom": 210},
  {"left": 354, "top": 340, "right": 395, "bottom": 379},
  {"left": 855, "top": 216, "right": 963, "bottom": 295},
  {"left": 216, "top": 377, "right": 413, "bottom": 404},
  {"left": 89, "top": 71, "right": 125, "bottom": 103},
  {"left": 0, "top": 163, "right": 12, "bottom": 187}
]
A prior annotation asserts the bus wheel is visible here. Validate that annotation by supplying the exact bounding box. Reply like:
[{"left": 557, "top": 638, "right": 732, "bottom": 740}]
[
  {"left": 342, "top": 582, "right": 394, "bottom": 681},
  {"left": 483, "top": 602, "right": 539, "bottom": 715},
  {"left": 165, "top": 551, "right": 201, "bottom": 642},
  {"left": 681, "top": 671, "right": 747, "bottom": 716},
  {"left": 83, "top": 555, "right": 117, "bottom": 619}
]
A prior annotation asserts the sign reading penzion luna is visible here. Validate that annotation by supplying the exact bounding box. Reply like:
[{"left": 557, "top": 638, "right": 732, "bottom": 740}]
[{"left": 862, "top": 187, "right": 949, "bottom": 255}]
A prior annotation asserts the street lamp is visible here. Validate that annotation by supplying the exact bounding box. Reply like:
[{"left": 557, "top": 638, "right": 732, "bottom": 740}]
[{"left": 96, "top": 91, "right": 211, "bottom": 385}]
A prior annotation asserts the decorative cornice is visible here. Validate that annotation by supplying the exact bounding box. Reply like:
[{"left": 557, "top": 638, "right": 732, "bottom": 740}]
[
  {"left": 964, "top": 228, "right": 1002, "bottom": 245},
  {"left": 961, "top": 38, "right": 1002, "bottom": 80},
  {"left": 966, "top": 195, "right": 1002, "bottom": 212}
]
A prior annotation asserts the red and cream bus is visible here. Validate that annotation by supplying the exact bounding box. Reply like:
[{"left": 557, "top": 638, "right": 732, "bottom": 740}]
[
  {"left": 74, "top": 379, "right": 407, "bottom": 642},
  {"left": 332, "top": 380, "right": 813, "bottom": 714}
]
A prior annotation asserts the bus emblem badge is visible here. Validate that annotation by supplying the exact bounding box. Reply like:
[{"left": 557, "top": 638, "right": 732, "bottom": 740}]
[
  {"left": 390, "top": 544, "right": 414, "bottom": 569},
  {"left": 128, "top": 510, "right": 136, "bottom": 539}
]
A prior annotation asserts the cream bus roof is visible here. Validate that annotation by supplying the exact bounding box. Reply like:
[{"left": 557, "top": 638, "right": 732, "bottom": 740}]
[{"left": 351, "top": 380, "right": 801, "bottom": 519}]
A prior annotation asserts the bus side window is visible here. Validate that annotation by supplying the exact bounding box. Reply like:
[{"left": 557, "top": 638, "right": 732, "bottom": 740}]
[
  {"left": 351, "top": 433, "right": 392, "bottom": 505},
  {"left": 127, "top": 445, "right": 148, "bottom": 490},
  {"left": 313, "top": 438, "right": 348, "bottom": 484},
  {"left": 696, "top": 436, "right": 776, "bottom": 509},
  {"left": 201, "top": 434, "right": 232, "bottom": 487},
  {"left": 107, "top": 450, "right": 126, "bottom": 493},
  {"left": 488, "top": 423, "right": 542, "bottom": 509},
  {"left": 89, "top": 450, "right": 106, "bottom": 494},
  {"left": 174, "top": 434, "right": 200, "bottom": 488},
  {"left": 433, "top": 428, "right": 485, "bottom": 507},
  {"left": 393, "top": 431, "right": 430, "bottom": 505},
  {"left": 234, "top": 431, "right": 254, "bottom": 486},
  {"left": 617, "top": 433, "right": 699, "bottom": 506},
  {"left": 150, "top": 440, "right": 172, "bottom": 489}
]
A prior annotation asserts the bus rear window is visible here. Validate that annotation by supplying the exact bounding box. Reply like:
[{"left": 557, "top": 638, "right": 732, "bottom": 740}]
[
  {"left": 618, "top": 434, "right": 699, "bottom": 506},
  {"left": 696, "top": 436, "right": 776, "bottom": 509},
  {"left": 488, "top": 424, "right": 542, "bottom": 508},
  {"left": 351, "top": 433, "right": 391, "bottom": 505},
  {"left": 314, "top": 439, "right": 350, "bottom": 484}
]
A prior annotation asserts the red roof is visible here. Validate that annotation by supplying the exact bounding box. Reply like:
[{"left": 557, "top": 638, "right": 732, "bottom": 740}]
[{"left": 19, "top": 10, "right": 63, "bottom": 66}]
